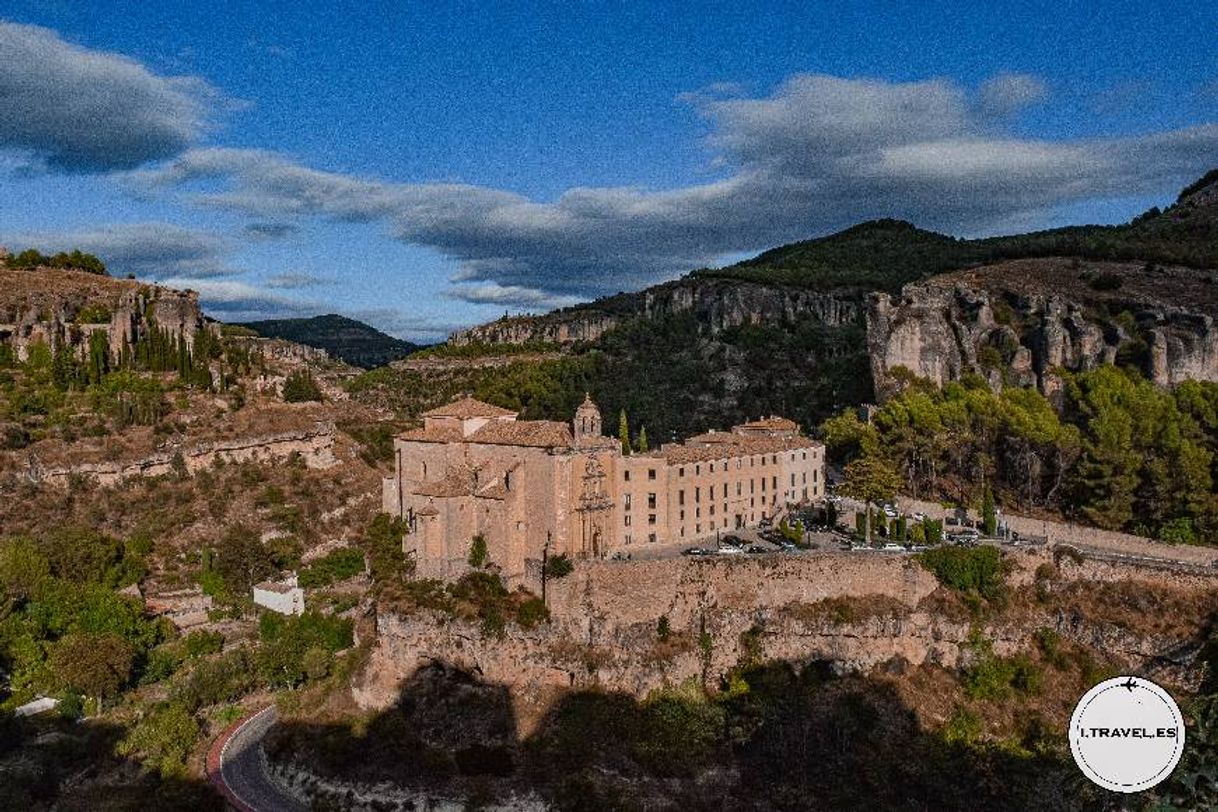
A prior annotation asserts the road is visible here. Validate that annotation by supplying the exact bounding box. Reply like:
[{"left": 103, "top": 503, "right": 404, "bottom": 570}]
[{"left": 208, "top": 706, "right": 307, "bottom": 812}]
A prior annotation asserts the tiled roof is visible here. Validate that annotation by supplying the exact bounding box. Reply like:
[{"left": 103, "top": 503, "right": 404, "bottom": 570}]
[
  {"left": 736, "top": 416, "right": 800, "bottom": 432},
  {"left": 467, "top": 419, "right": 573, "bottom": 448},
  {"left": 254, "top": 580, "right": 300, "bottom": 594},
  {"left": 651, "top": 434, "right": 820, "bottom": 465},
  {"left": 420, "top": 396, "right": 516, "bottom": 419},
  {"left": 397, "top": 425, "right": 465, "bottom": 443}
]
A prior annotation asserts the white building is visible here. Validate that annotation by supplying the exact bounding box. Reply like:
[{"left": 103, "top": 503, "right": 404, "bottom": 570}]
[{"left": 253, "top": 575, "right": 305, "bottom": 615}]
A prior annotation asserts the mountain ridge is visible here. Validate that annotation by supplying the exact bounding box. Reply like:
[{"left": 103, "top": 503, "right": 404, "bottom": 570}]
[{"left": 237, "top": 313, "right": 418, "bottom": 369}]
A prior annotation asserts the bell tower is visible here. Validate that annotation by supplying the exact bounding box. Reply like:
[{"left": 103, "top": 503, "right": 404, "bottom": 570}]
[{"left": 573, "top": 393, "right": 602, "bottom": 445}]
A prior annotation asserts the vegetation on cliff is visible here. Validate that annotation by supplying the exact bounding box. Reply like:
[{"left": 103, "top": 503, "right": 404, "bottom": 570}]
[
  {"left": 823, "top": 365, "right": 1218, "bottom": 543},
  {"left": 4, "top": 247, "right": 108, "bottom": 276}
]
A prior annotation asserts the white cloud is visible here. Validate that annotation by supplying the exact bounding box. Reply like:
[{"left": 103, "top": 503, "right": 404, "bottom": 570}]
[
  {"left": 9, "top": 222, "right": 236, "bottom": 279},
  {"left": 122, "top": 73, "right": 1218, "bottom": 306},
  {"left": 0, "top": 21, "right": 220, "bottom": 171}
]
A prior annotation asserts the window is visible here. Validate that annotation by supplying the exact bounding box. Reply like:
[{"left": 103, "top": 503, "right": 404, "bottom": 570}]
[
  {"left": 648, "top": 468, "right": 656, "bottom": 481},
  {"left": 647, "top": 493, "right": 656, "bottom": 509},
  {"left": 710, "top": 505, "right": 715, "bottom": 516},
  {"left": 709, "top": 484, "right": 715, "bottom": 499},
  {"left": 505, "top": 472, "right": 512, "bottom": 490},
  {"left": 648, "top": 514, "right": 657, "bottom": 525},
  {"left": 679, "top": 467, "right": 685, "bottom": 477},
  {"left": 625, "top": 514, "right": 632, "bottom": 526},
  {"left": 772, "top": 476, "right": 778, "bottom": 489},
  {"left": 761, "top": 478, "right": 766, "bottom": 492},
  {"left": 625, "top": 534, "right": 632, "bottom": 545},
  {"left": 772, "top": 455, "right": 778, "bottom": 464},
  {"left": 679, "top": 490, "right": 685, "bottom": 505},
  {"left": 736, "top": 482, "right": 741, "bottom": 496},
  {"left": 624, "top": 494, "right": 632, "bottom": 510},
  {"left": 696, "top": 523, "right": 701, "bottom": 533},
  {"left": 802, "top": 451, "right": 807, "bottom": 461},
  {"left": 679, "top": 509, "right": 685, "bottom": 521},
  {"left": 648, "top": 533, "right": 657, "bottom": 543},
  {"left": 814, "top": 469, "right": 818, "bottom": 482},
  {"left": 802, "top": 487, "right": 808, "bottom": 499},
  {"left": 802, "top": 472, "right": 807, "bottom": 484},
  {"left": 624, "top": 470, "right": 631, "bottom": 482},
  {"left": 791, "top": 473, "right": 796, "bottom": 486},
  {"left": 696, "top": 507, "right": 701, "bottom": 518},
  {"left": 750, "top": 479, "right": 755, "bottom": 494},
  {"left": 695, "top": 487, "right": 701, "bottom": 503},
  {"left": 710, "top": 462, "right": 715, "bottom": 473},
  {"left": 680, "top": 527, "right": 685, "bottom": 537},
  {"left": 696, "top": 464, "right": 701, "bottom": 475}
]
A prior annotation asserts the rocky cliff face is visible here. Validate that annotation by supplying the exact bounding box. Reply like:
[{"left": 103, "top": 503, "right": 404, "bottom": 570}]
[
  {"left": 450, "top": 277, "right": 861, "bottom": 346},
  {"left": 867, "top": 258, "right": 1218, "bottom": 400},
  {"left": 0, "top": 267, "right": 206, "bottom": 363}
]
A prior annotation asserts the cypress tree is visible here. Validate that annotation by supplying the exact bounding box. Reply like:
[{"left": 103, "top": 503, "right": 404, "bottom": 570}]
[{"left": 618, "top": 409, "right": 631, "bottom": 455}]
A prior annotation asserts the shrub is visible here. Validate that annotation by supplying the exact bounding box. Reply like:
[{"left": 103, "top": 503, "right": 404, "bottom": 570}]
[
  {"left": 281, "top": 369, "right": 322, "bottom": 402},
  {"left": 298, "top": 547, "right": 365, "bottom": 588},
  {"left": 517, "top": 597, "right": 550, "bottom": 629},
  {"left": 657, "top": 615, "right": 671, "bottom": 641},
  {"left": 119, "top": 701, "right": 199, "bottom": 775},
  {"left": 543, "top": 553, "right": 573, "bottom": 579},
  {"left": 468, "top": 534, "right": 489, "bottom": 569},
  {"left": 918, "top": 546, "right": 1006, "bottom": 601},
  {"left": 257, "top": 611, "right": 354, "bottom": 688},
  {"left": 182, "top": 629, "right": 224, "bottom": 659}
]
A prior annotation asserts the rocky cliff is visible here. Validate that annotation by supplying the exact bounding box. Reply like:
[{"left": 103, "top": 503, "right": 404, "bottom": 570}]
[
  {"left": 450, "top": 277, "right": 861, "bottom": 346},
  {"left": 0, "top": 266, "right": 207, "bottom": 363},
  {"left": 867, "top": 257, "right": 1218, "bottom": 400}
]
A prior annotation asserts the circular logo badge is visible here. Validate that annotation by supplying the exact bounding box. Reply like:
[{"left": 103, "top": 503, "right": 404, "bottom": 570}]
[{"left": 1069, "top": 675, "right": 1185, "bottom": 793}]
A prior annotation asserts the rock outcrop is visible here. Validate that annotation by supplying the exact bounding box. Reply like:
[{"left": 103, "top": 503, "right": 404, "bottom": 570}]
[
  {"left": 867, "top": 258, "right": 1218, "bottom": 400},
  {"left": 0, "top": 266, "right": 207, "bottom": 363},
  {"left": 450, "top": 277, "right": 861, "bottom": 346}
]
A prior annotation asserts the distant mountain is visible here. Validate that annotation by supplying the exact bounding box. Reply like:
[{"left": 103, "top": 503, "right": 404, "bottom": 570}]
[
  {"left": 421, "top": 170, "right": 1218, "bottom": 442},
  {"left": 237, "top": 314, "right": 419, "bottom": 368},
  {"left": 697, "top": 170, "right": 1218, "bottom": 290}
]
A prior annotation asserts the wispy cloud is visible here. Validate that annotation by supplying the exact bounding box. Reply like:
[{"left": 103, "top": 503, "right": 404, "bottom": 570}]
[
  {"left": 264, "top": 271, "right": 333, "bottom": 289},
  {"left": 8, "top": 222, "right": 236, "bottom": 279},
  {"left": 124, "top": 73, "right": 1218, "bottom": 305},
  {"left": 0, "top": 21, "right": 221, "bottom": 171}
]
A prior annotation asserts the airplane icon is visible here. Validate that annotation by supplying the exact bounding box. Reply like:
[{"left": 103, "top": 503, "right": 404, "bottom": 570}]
[{"left": 1122, "top": 677, "right": 1138, "bottom": 692}]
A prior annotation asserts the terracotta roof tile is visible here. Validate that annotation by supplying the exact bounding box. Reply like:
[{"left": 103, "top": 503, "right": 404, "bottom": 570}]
[
  {"left": 420, "top": 396, "right": 516, "bottom": 419},
  {"left": 467, "top": 420, "right": 572, "bottom": 448},
  {"left": 736, "top": 416, "right": 800, "bottom": 432}
]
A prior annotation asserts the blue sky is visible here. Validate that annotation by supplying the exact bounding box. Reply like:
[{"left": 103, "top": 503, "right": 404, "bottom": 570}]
[{"left": 2, "top": 2, "right": 1216, "bottom": 341}]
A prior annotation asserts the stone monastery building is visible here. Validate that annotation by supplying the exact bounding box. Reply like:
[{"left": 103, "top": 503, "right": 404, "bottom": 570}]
[{"left": 383, "top": 395, "right": 825, "bottom": 580}]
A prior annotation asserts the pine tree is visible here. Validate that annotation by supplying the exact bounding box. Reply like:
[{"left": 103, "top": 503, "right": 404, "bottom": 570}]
[
  {"left": 981, "top": 485, "right": 997, "bottom": 536},
  {"left": 636, "top": 426, "right": 649, "bottom": 452},
  {"left": 618, "top": 409, "right": 631, "bottom": 455}
]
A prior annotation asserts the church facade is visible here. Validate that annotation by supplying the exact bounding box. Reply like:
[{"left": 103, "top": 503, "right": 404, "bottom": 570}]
[{"left": 382, "top": 395, "right": 825, "bottom": 581}]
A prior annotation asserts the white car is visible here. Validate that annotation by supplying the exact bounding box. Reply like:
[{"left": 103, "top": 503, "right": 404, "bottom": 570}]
[
  {"left": 882, "top": 542, "right": 903, "bottom": 551},
  {"left": 716, "top": 545, "right": 746, "bottom": 555}
]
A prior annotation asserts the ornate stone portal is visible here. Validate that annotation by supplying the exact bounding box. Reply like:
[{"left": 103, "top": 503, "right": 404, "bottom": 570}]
[{"left": 577, "top": 455, "right": 613, "bottom": 558}]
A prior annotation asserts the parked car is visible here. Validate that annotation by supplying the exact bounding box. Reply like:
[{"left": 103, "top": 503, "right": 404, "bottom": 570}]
[
  {"left": 717, "top": 545, "right": 745, "bottom": 555},
  {"left": 882, "top": 542, "right": 903, "bottom": 551},
  {"left": 949, "top": 528, "right": 980, "bottom": 545},
  {"left": 746, "top": 545, "right": 770, "bottom": 554},
  {"left": 721, "top": 535, "right": 745, "bottom": 547},
  {"left": 911, "top": 512, "right": 926, "bottom": 523},
  {"left": 777, "top": 541, "right": 798, "bottom": 552},
  {"left": 682, "top": 547, "right": 713, "bottom": 556},
  {"left": 882, "top": 504, "right": 898, "bottom": 518}
]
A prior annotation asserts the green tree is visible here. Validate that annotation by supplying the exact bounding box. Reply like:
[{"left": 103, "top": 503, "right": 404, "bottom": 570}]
[
  {"left": 49, "top": 633, "right": 134, "bottom": 708},
  {"left": 208, "top": 524, "right": 276, "bottom": 598},
  {"left": 636, "top": 425, "right": 649, "bottom": 452},
  {"left": 282, "top": 369, "right": 322, "bottom": 402},
  {"left": 118, "top": 701, "right": 200, "bottom": 774},
  {"left": 838, "top": 455, "right": 902, "bottom": 544},
  {"left": 618, "top": 409, "right": 631, "bottom": 455},
  {"left": 468, "top": 534, "right": 489, "bottom": 568},
  {"left": 981, "top": 485, "right": 997, "bottom": 536}
]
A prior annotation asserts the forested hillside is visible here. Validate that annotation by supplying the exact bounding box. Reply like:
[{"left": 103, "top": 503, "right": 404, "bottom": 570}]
[{"left": 238, "top": 314, "right": 418, "bottom": 368}]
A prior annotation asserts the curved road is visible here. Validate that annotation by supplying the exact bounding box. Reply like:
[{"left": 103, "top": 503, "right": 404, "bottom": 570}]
[{"left": 208, "top": 706, "right": 307, "bottom": 812}]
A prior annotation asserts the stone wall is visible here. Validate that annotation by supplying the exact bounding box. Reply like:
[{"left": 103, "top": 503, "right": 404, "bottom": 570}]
[
  {"left": 355, "top": 549, "right": 1218, "bottom": 726},
  {"left": 21, "top": 424, "right": 336, "bottom": 487}
]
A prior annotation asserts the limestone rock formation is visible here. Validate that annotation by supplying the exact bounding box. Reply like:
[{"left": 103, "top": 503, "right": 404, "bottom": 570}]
[{"left": 867, "top": 258, "right": 1218, "bottom": 400}]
